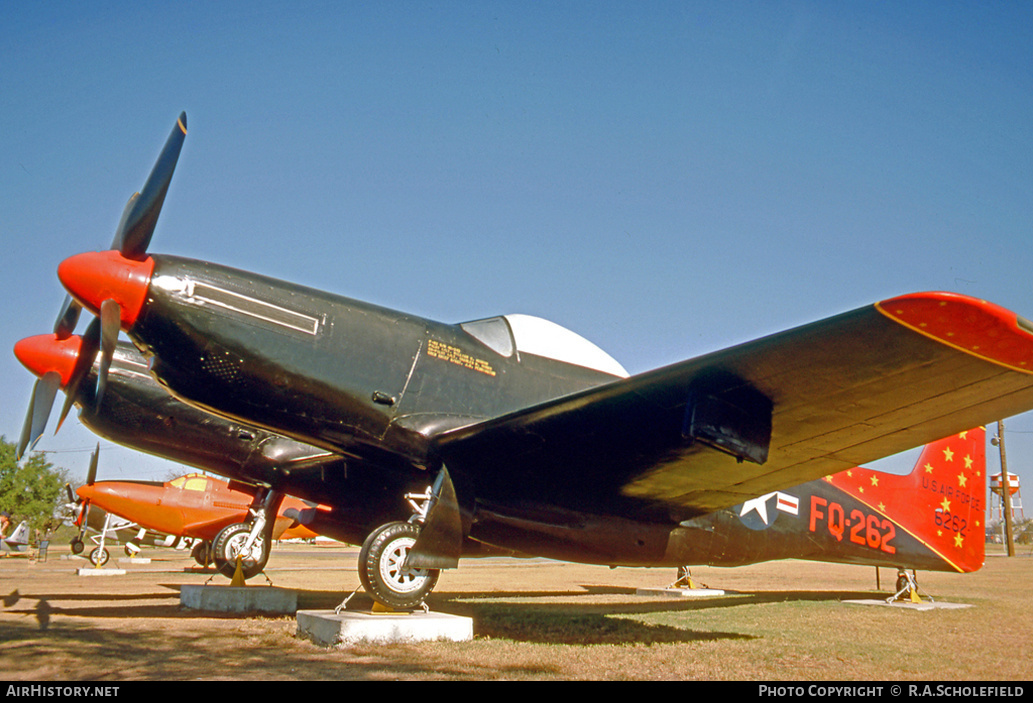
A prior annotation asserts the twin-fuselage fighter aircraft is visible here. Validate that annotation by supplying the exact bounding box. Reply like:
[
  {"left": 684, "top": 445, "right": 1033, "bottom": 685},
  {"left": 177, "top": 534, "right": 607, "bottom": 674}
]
[{"left": 17, "top": 113, "right": 1033, "bottom": 608}]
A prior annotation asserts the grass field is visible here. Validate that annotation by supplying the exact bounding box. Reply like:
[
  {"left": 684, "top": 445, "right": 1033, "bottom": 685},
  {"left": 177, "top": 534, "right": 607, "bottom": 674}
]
[{"left": 1, "top": 542, "right": 1031, "bottom": 680}]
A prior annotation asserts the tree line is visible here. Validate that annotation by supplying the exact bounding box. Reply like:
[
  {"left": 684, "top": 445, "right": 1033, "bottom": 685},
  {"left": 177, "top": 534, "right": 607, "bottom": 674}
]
[{"left": 0, "top": 436, "right": 71, "bottom": 536}]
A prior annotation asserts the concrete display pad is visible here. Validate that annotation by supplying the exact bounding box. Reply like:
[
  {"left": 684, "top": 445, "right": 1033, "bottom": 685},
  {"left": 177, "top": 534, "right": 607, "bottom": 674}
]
[
  {"left": 635, "top": 587, "right": 728, "bottom": 597},
  {"left": 180, "top": 585, "right": 298, "bottom": 614},
  {"left": 76, "top": 568, "right": 126, "bottom": 576},
  {"left": 297, "top": 609, "right": 474, "bottom": 647},
  {"left": 843, "top": 599, "right": 973, "bottom": 611}
]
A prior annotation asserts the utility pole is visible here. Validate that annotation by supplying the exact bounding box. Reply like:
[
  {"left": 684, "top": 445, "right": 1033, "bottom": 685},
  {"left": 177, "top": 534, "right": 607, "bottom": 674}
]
[{"left": 996, "top": 420, "right": 1016, "bottom": 557}]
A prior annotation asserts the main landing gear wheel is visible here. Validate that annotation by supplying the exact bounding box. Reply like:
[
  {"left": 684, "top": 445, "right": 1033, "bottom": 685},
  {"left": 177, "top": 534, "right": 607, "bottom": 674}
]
[
  {"left": 70, "top": 538, "right": 85, "bottom": 555},
  {"left": 358, "top": 521, "right": 439, "bottom": 611},
  {"left": 212, "top": 523, "right": 269, "bottom": 580},
  {"left": 192, "top": 540, "right": 213, "bottom": 567}
]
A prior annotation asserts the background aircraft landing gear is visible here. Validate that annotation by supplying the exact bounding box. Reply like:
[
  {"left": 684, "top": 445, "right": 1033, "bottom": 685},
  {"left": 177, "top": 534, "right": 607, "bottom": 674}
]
[
  {"left": 212, "top": 522, "right": 269, "bottom": 580},
  {"left": 89, "top": 546, "right": 109, "bottom": 567},
  {"left": 192, "top": 540, "right": 213, "bottom": 567},
  {"left": 358, "top": 521, "right": 439, "bottom": 611},
  {"left": 211, "top": 488, "right": 281, "bottom": 580},
  {"left": 70, "top": 537, "right": 85, "bottom": 555}
]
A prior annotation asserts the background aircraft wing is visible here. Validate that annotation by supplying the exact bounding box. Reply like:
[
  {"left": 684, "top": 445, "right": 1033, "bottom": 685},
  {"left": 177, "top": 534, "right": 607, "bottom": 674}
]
[{"left": 434, "top": 292, "right": 1033, "bottom": 519}]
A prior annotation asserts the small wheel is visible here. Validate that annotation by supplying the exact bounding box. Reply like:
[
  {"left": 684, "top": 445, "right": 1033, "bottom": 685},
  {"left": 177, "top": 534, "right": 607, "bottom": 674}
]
[
  {"left": 89, "top": 547, "right": 109, "bottom": 567},
  {"left": 192, "top": 540, "right": 213, "bottom": 567},
  {"left": 358, "top": 521, "right": 439, "bottom": 610},
  {"left": 212, "top": 523, "right": 268, "bottom": 580},
  {"left": 70, "top": 538, "right": 84, "bottom": 555},
  {"left": 124, "top": 543, "right": 140, "bottom": 557}
]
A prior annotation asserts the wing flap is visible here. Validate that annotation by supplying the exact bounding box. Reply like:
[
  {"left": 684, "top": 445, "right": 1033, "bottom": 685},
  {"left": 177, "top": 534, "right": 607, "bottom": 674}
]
[{"left": 435, "top": 292, "right": 1033, "bottom": 519}]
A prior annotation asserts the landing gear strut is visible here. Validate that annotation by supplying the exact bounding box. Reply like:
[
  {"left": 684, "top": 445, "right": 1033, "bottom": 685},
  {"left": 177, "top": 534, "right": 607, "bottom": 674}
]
[{"left": 211, "top": 488, "right": 281, "bottom": 580}]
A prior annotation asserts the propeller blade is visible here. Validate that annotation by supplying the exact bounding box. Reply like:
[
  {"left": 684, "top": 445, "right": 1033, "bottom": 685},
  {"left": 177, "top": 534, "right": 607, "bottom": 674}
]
[
  {"left": 95, "top": 299, "right": 120, "bottom": 406},
  {"left": 65, "top": 483, "right": 76, "bottom": 504},
  {"left": 76, "top": 446, "right": 99, "bottom": 541},
  {"left": 109, "top": 192, "right": 140, "bottom": 250},
  {"left": 54, "top": 295, "right": 82, "bottom": 340},
  {"left": 86, "top": 443, "right": 99, "bottom": 487},
  {"left": 114, "top": 113, "right": 187, "bottom": 260},
  {"left": 77, "top": 502, "right": 91, "bottom": 541},
  {"left": 57, "top": 318, "right": 101, "bottom": 431},
  {"left": 16, "top": 371, "right": 61, "bottom": 459}
]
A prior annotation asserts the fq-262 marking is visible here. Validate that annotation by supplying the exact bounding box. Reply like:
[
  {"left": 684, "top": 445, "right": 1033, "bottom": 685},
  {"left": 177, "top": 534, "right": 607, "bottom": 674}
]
[{"left": 808, "top": 496, "right": 898, "bottom": 554}]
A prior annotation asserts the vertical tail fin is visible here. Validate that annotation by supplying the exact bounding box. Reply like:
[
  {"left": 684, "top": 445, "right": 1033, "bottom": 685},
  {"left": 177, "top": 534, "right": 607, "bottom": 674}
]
[
  {"left": 3, "top": 521, "right": 31, "bottom": 549},
  {"left": 826, "top": 428, "right": 986, "bottom": 572}
]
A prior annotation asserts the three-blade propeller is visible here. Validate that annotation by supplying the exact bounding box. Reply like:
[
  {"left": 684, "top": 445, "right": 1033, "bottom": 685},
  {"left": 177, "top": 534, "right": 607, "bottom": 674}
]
[{"left": 15, "top": 113, "right": 186, "bottom": 460}]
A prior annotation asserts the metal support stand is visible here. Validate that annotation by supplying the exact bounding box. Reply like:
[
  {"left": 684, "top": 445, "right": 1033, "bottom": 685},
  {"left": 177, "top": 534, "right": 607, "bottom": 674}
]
[
  {"left": 670, "top": 566, "right": 700, "bottom": 590},
  {"left": 887, "top": 569, "right": 932, "bottom": 604}
]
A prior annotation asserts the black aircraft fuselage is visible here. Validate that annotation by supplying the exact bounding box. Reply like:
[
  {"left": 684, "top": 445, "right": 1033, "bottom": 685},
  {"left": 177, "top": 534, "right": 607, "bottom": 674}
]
[
  {"left": 56, "top": 251, "right": 988, "bottom": 574},
  {"left": 136, "top": 256, "right": 622, "bottom": 464},
  {"left": 19, "top": 328, "right": 982, "bottom": 576}
]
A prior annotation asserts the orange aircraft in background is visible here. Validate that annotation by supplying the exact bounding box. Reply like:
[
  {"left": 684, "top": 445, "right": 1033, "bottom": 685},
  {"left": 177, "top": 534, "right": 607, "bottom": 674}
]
[{"left": 74, "top": 471, "right": 332, "bottom": 569}]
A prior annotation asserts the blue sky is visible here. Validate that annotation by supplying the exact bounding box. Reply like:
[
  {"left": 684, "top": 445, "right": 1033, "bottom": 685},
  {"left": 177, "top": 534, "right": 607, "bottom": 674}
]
[{"left": 3, "top": 2, "right": 1032, "bottom": 521}]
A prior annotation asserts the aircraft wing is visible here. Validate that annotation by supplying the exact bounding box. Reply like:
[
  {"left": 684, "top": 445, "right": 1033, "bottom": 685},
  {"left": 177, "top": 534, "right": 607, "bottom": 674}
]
[{"left": 434, "top": 292, "right": 1033, "bottom": 519}]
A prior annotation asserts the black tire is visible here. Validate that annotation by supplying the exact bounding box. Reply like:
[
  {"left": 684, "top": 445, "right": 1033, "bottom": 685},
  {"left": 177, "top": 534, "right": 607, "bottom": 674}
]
[
  {"left": 358, "top": 521, "right": 439, "bottom": 610},
  {"left": 192, "top": 540, "right": 213, "bottom": 567},
  {"left": 212, "top": 523, "right": 268, "bottom": 580},
  {"left": 70, "top": 538, "right": 84, "bottom": 555},
  {"left": 89, "top": 547, "right": 109, "bottom": 567}
]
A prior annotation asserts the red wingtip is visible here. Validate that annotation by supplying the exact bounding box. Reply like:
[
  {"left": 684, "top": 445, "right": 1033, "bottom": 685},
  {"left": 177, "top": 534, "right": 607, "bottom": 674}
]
[
  {"left": 877, "top": 292, "right": 1033, "bottom": 374},
  {"left": 13, "top": 334, "right": 83, "bottom": 387},
  {"left": 57, "top": 251, "right": 154, "bottom": 330}
]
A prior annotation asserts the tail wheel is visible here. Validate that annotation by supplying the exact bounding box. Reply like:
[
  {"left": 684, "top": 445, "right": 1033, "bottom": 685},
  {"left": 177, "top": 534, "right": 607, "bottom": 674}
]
[
  {"left": 358, "top": 521, "right": 439, "bottom": 610},
  {"left": 212, "top": 523, "right": 268, "bottom": 580},
  {"left": 89, "top": 547, "right": 109, "bottom": 567}
]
